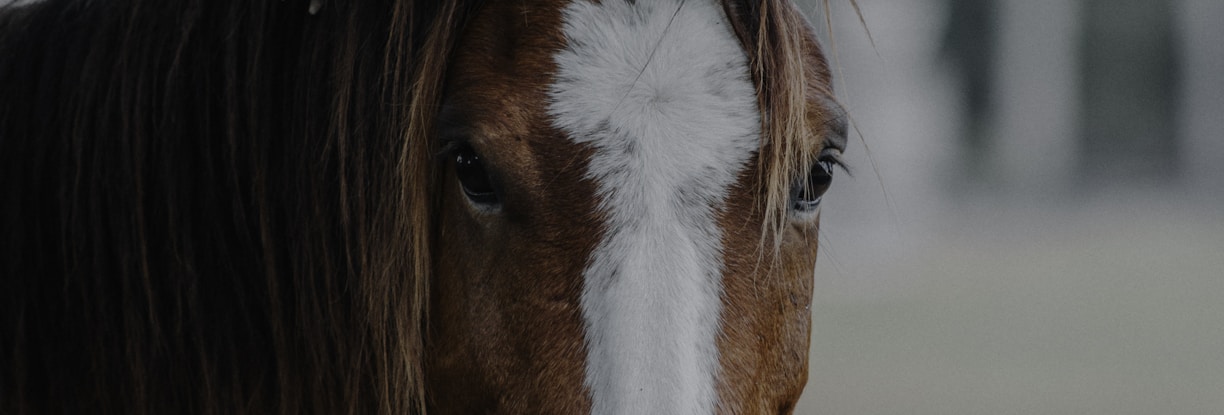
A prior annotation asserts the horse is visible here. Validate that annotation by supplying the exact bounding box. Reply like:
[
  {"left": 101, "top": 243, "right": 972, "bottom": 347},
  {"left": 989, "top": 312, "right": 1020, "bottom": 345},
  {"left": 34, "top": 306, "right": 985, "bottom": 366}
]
[{"left": 0, "top": 0, "right": 848, "bottom": 413}]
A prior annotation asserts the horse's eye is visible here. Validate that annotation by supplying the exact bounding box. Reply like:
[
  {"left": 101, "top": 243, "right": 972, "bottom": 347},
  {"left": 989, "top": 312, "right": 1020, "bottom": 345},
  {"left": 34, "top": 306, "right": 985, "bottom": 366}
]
[
  {"left": 791, "top": 156, "right": 837, "bottom": 212},
  {"left": 453, "top": 146, "right": 499, "bottom": 205}
]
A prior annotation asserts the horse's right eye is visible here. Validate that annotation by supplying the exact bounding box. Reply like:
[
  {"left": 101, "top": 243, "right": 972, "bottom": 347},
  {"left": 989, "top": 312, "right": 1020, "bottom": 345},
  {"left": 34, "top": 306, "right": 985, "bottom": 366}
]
[{"left": 454, "top": 146, "right": 499, "bottom": 206}]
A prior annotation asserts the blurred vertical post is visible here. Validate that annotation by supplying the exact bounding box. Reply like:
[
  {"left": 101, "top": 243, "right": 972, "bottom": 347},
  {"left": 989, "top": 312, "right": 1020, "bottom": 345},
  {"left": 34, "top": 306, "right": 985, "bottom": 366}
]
[
  {"left": 992, "top": 0, "right": 1080, "bottom": 194},
  {"left": 940, "top": 0, "right": 998, "bottom": 182},
  {"left": 1178, "top": 0, "right": 1224, "bottom": 192},
  {"left": 1078, "top": 0, "right": 1179, "bottom": 185}
]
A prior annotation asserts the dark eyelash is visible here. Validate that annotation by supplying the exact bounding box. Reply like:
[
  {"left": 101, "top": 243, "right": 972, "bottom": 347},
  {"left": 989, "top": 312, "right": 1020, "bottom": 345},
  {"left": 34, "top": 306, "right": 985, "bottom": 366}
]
[
  {"left": 819, "top": 150, "right": 852, "bottom": 176},
  {"left": 435, "top": 139, "right": 466, "bottom": 160}
]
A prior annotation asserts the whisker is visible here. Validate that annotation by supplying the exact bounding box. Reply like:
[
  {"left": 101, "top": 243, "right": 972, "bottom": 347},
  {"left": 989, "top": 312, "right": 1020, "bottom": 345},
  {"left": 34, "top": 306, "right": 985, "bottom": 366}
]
[{"left": 611, "top": 0, "right": 688, "bottom": 115}]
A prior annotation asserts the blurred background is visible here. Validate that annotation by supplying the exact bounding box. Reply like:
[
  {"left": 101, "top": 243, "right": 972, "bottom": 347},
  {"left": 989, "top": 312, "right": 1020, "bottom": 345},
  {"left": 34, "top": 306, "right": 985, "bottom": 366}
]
[{"left": 793, "top": 0, "right": 1224, "bottom": 413}]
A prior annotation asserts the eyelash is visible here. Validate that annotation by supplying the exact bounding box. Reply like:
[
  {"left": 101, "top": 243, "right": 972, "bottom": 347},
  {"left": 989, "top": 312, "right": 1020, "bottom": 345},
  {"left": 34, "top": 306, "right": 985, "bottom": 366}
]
[{"left": 789, "top": 148, "right": 847, "bottom": 214}]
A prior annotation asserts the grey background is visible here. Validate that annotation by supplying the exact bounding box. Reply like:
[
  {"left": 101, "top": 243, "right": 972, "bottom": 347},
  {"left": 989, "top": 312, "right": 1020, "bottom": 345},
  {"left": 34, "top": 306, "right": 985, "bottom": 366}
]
[{"left": 794, "top": 0, "right": 1224, "bottom": 413}]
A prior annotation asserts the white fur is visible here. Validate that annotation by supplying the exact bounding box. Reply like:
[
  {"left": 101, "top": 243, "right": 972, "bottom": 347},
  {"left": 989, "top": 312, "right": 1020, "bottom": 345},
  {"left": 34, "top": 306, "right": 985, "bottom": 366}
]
[{"left": 548, "top": 0, "right": 760, "bottom": 414}]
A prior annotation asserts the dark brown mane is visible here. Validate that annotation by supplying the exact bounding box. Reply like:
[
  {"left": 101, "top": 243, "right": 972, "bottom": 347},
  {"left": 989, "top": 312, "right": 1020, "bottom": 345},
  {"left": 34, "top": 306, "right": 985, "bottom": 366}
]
[
  {"left": 0, "top": 0, "right": 829, "bottom": 413},
  {"left": 0, "top": 1, "right": 482, "bottom": 413}
]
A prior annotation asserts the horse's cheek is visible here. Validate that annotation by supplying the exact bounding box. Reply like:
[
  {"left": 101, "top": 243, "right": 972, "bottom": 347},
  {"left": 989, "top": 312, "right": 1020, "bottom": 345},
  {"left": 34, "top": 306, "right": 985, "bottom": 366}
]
[{"left": 427, "top": 177, "right": 594, "bottom": 414}]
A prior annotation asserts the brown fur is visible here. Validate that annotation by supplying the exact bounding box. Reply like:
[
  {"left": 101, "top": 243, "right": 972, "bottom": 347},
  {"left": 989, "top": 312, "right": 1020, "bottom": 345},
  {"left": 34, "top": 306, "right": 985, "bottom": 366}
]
[
  {"left": 713, "top": 170, "right": 822, "bottom": 415},
  {"left": 425, "top": 1, "right": 596, "bottom": 413}
]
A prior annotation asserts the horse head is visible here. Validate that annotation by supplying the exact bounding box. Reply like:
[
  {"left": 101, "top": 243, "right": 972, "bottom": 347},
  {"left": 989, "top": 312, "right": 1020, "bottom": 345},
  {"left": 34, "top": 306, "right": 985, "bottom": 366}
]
[{"left": 428, "top": 1, "right": 846, "bottom": 413}]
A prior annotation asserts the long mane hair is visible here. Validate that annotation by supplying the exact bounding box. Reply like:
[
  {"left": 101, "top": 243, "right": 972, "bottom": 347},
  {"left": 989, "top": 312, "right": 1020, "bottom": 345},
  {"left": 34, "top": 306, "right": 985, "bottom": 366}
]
[{"left": 0, "top": 0, "right": 827, "bottom": 413}]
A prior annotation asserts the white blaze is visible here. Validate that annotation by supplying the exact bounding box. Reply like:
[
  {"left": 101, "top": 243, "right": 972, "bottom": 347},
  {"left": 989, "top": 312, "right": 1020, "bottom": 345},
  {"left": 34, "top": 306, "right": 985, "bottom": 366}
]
[{"left": 548, "top": 0, "right": 760, "bottom": 414}]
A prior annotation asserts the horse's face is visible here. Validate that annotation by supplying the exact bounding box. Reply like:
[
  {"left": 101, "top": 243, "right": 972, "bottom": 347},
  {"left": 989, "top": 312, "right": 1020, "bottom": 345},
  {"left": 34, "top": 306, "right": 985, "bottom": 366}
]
[{"left": 427, "top": 0, "right": 843, "bottom": 413}]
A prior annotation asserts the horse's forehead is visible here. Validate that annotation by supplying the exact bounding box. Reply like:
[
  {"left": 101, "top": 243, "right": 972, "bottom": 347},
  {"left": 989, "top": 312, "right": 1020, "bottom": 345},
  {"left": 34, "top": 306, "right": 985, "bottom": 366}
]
[{"left": 450, "top": 0, "right": 759, "bottom": 150}]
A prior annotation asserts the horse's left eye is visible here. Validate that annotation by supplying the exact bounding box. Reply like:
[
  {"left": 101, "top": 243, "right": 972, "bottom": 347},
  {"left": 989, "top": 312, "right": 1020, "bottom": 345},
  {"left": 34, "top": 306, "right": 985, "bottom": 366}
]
[
  {"left": 790, "top": 155, "right": 837, "bottom": 212},
  {"left": 454, "top": 146, "right": 499, "bottom": 206}
]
